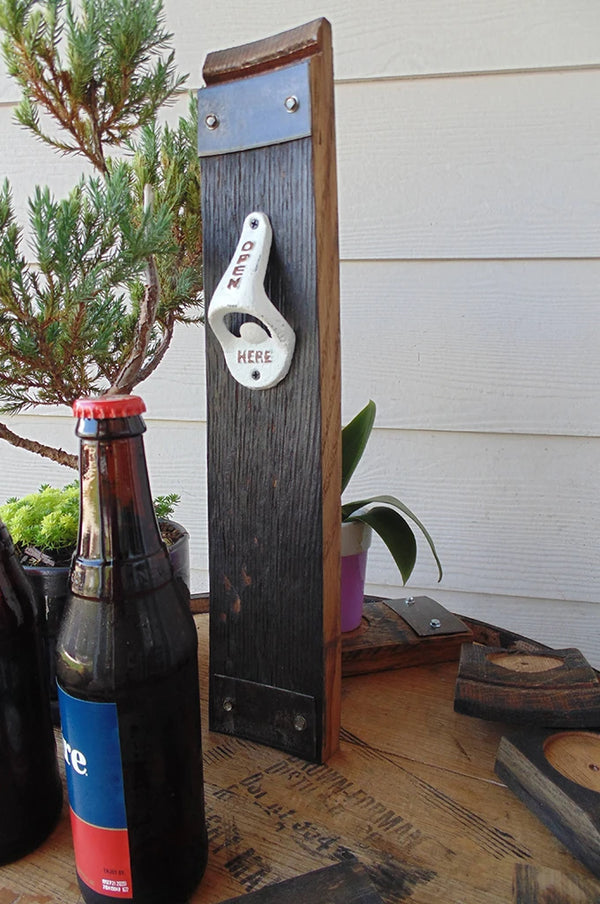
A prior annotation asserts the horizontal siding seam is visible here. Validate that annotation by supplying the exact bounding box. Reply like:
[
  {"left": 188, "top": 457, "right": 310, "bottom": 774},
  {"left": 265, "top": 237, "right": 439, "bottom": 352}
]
[{"left": 335, "top": 61, "right": 600, "bottom": 87}]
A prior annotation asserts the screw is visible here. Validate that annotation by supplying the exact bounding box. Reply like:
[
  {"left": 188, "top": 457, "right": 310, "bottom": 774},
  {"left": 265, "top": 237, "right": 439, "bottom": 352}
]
[
  {"left": 251, "top": 370, "right": 261, "bottom": 381},
  {"left": 223, "top": 698, "right": 233, "bottom": 712},
  {"left": 284, "top": 95, "right": 299, "bottom": 113},
  {"left": 429, "top": 618, "right": 441, "bottom": 629},
  {"left": 294, "top": 714, "right": 307, "bottom": 732},
  {"left": 205, "top": 112, "right": 219, "bottom": 130},
  {"left": 249, "top": 218, "right": 259, "bottom": 229},
  {"left": 404, "top": 596, "right": 415, "bottom": 606}
]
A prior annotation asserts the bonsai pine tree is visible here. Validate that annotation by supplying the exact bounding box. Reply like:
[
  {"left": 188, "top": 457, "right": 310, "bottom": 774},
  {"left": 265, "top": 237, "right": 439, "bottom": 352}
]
[{"left": 0, "top": 0, "right": 203, "bottom": 468}]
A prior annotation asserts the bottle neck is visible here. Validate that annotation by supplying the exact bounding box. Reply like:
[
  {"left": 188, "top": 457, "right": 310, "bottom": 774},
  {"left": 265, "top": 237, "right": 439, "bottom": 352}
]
[{"left": 71, "top": 415, "right": 171, "bottom": 599}]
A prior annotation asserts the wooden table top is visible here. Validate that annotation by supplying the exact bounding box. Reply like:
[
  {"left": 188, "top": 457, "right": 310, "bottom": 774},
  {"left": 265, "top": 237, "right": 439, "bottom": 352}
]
[{"left": 1, "top": 612, "right": 598, "bottom": 904}]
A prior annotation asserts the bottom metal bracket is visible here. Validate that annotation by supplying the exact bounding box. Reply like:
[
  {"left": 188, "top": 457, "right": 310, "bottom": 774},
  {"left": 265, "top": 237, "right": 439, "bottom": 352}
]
[{"left": 210, "top": 673, "right": 318, "bottom": 761}]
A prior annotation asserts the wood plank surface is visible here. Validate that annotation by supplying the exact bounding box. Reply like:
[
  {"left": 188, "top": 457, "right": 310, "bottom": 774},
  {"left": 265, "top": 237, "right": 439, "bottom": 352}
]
[
  {"left": 3, "top": 409, "right": 600, "bottom": 657},
  {"left": 3, "top": 67, "right": 599, "bottom": 262},
  {"left": 1, "top": 614, "right": 599, "bottom": 903},
  {"left": 336, "top": 68, "right": 600, "bottom": 260},
  {"left": 2, "top": 1, "right": 600, "bottom": 103},
  {"left": 349, "top": 430, "right": 600, "bottom": 605},
  {"left": 161, "top": 1, "right": 600, "bottom": 89},
  {"left": 514, "top": 863, "right": 600, "bottom": 903},
  {"left": 201, "top": 19, "right": 341, "bottom": 762},
  {"left": 340, "top": 259, "right": 600, "bottom": 438}
]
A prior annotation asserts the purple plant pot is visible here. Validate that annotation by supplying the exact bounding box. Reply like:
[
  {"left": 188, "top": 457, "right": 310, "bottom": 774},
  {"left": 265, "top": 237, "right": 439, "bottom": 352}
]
[{"left": 340, "top": 521, "right": 372, "bottom": 633}]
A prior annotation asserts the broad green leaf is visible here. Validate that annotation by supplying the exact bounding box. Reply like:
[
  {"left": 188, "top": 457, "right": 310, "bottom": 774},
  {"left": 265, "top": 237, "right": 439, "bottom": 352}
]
[
  {"left": 346, "top": 505, "right": 417, "bottom": 584},
  {"left": 343, "top": 494, "right": 443, "bottom": 582},
  {"left": 341, "top": 399, "right": 375, "bottom": 494}
]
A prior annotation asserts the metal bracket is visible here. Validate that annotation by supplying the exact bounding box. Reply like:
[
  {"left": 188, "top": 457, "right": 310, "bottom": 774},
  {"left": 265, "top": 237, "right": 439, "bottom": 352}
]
[
  {"left": 198, "top": 60, "right": 311, "bottom": 157},
  {"left": 211, "top": 674, "right": 317, "bottom": 761},
  {"left": 384, "top": 596, "right": 470, "bottom": 637}
]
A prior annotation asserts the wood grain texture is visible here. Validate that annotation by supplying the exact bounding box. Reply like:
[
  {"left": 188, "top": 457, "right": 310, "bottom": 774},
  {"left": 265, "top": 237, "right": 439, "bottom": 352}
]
[
  {"left": 495, "top": 729, "right": 600, "bottom": 878},
  {"left": 203, "top": 18, "right": 326, "bottom": 84},
  {"left": 513, "top": 863, "right": 600, "bottom": 904},
  {"left": 454, "top": 644, "right": 600, "bottom": 727},
  {"left": 3, "top": 615, "right": 600, "bottom": 903},
  {"left": 341, "top": 598, "right": 473, "bottom": 676},
  {"left": 201, "top": 20, "right": 341, "bottom": 761}
]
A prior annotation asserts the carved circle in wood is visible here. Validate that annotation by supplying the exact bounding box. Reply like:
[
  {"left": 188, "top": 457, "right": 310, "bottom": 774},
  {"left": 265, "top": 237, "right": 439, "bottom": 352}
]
[
  {"left": 543, "top": 731, "right": 600, "bottom": 792},
  {"left": 487, "top": 651, "right": 564, "bottom": 673}
]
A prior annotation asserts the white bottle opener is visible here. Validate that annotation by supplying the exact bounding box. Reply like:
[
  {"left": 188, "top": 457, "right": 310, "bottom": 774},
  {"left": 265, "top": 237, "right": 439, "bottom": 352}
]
[{"left": 207, "top": 212, "right": 296, "bottom": 389}]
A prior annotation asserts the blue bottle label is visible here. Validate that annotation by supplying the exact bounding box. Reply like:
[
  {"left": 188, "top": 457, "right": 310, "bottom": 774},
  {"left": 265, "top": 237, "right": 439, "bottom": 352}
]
[{"left": 57, "top": 685, "right": 133, "bottom": 898}]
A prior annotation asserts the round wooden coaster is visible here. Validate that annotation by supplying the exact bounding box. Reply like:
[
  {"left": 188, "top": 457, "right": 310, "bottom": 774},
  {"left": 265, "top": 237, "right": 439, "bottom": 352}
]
[{"left": 544, "top": 731, "right": 600, "bottom": 792}]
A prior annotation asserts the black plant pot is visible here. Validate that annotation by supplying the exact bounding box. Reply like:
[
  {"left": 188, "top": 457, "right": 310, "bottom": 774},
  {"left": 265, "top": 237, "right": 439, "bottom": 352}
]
[{"left": 25, "top": 520, "right": 190, "bottom": 724}]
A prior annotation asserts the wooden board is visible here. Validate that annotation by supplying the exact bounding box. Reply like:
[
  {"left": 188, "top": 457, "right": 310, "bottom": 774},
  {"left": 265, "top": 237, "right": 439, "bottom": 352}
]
[
  {"left": 495, "top": 729, "right": 600, "bottom": 878},
  {"left": 342, "top": 597, "right": 473, "bottom": 676},
  {"left": 454, "top": 644, "right": 600, "bottom": 727},
  {"left": 513, "top": 863, "right": 600, "bottom": 904},
  {"left": 1, "top": 615, "right": 600, "bottom": 903},
  {"left": 200, "top": 19, "right": 341, "bottom": 762}
]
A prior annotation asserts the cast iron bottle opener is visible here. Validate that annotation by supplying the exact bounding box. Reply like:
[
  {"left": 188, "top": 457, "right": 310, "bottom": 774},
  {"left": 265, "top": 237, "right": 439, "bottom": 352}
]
[{"left": 208, "top": 211, "right": 296, "bottom": 389}]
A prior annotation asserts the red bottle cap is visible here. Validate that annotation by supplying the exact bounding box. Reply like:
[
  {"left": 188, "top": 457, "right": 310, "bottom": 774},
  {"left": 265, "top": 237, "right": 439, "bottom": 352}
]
[{"left": 72, "top": 395, "right": 147, "bottom": 420}]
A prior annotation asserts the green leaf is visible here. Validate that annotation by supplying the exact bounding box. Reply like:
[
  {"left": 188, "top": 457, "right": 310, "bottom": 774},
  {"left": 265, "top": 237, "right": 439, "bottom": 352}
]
[
  {"left": 341, "top": 399, "right": 375, "bottom": 494},
  {"left": 346, "top": 505, "right": 417, "bottom": 584},
  {"left": 343, "top": 494, "right": 443, "bottom": 582}
]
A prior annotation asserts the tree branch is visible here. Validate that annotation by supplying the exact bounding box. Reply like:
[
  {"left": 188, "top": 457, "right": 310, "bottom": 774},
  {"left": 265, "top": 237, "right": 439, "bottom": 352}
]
[
  {"left": 0, "top": 420, "right": 77, "bottom": 470},
  {"left": 108, "top": 184, "right": 160, "bottom": 395}
]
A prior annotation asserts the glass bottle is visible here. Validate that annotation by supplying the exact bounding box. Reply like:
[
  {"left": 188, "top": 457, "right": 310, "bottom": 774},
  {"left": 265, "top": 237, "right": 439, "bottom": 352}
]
[
  {"left": 56, "top": 395, "right": 207, "bottom": 903},
  {"left": 0, "top": 520, "right": 62, "bottom": 864}
]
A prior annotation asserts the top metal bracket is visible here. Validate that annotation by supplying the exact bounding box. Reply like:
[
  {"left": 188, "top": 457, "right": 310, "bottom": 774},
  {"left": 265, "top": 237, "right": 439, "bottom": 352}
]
[
  {"left": 384, "top": 596, "right": 470, "bottom": 638},
  {"left": 198, "top": 60, "right": 311, "bottom": 157}
]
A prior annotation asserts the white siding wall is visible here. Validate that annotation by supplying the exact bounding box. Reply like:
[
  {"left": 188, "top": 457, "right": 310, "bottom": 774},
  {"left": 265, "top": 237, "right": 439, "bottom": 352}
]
[{"left": 0, "top": 2, "right": 598, "bottom": 663}]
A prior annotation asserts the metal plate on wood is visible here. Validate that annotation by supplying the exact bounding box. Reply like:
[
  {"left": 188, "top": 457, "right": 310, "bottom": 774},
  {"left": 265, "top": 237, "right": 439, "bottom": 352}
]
[
  {"left": 211, "top": 674, "right": 317, "bottom": 762},
  {"left": 198, "top": 60, "right": 311, "bottom": 156},
  {"left": 384, "top": 596, "right": 469, "bottom": 637}
]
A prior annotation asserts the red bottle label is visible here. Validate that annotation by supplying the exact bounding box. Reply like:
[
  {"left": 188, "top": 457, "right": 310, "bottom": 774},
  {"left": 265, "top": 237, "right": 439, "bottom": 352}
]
[{"left": 58, "top": 686, "right": 133, "bottom": 898}]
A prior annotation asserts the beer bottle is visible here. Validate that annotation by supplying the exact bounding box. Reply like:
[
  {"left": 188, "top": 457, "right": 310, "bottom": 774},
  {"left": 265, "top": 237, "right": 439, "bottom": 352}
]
[
  {"left": 0, "top": 520, "right": 62, "bottom": 864},
  {"left": 56, "top": 395, "right": 207, "bottom": 903}
]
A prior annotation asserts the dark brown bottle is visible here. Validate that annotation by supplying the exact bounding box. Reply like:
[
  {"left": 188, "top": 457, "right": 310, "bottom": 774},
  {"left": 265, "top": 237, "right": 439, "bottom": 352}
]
[
  {"left": 0, "top": 520, "right": 63, "bottom": 864},
  {"left": 56, "top": 394, "right": 207, "bottom": 903}
]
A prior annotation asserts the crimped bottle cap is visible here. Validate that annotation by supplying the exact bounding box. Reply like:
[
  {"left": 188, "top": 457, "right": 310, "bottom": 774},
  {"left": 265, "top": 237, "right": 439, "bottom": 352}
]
[{"left": 72, "top": 395, "right": 146, "bottom": 420}]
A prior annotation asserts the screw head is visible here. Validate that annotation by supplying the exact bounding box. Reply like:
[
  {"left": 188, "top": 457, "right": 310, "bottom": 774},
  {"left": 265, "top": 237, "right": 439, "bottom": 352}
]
[
  {"left": 429, "top": 618, "right": 442, "bottom": 629},
  {"left": 249, "top": 218, "right": 259, "bottom": 229},
  {"left": 205, "top": 112, "right": 219, "bottom": 130},
  {"left": 293, "top": 714, "right": 307, "bottom": 732},
  {"left": 404, "top": 596, "right": 415, "bottom": 606},
  {"left": 284, "top": 95, "right": 299, "bottom": 113},
  {"left": 223, "top": 698, "right": 233, "bottom": 712}
]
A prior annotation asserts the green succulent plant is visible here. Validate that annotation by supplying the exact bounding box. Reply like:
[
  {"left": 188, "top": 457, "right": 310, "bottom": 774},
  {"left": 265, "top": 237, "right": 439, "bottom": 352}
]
[
  {"left": 0, "top": 483, "right": 180, "bottom": 554},
  {"left": 341, "top": 400, "right": 442, "bottom": 584}
]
